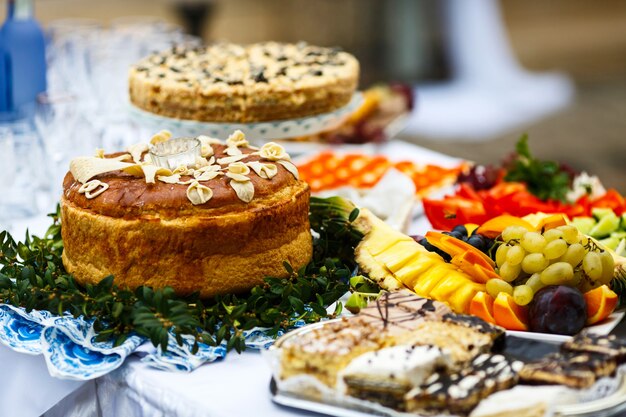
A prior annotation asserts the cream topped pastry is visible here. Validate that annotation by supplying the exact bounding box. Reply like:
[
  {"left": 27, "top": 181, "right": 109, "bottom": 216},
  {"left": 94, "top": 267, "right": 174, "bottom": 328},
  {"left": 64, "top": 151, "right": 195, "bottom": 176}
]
[
  {"left": 129, "top": 42, "right": 359, "bottom": 122},
  {"left": 278, "top": 291, "right": 505, "bottom": 388},
  {"left": 342, "top": 345, "right": 450, "bottom": 388},
  {"left": 341, "top": 345, "right": 451, "bottom": 410}
]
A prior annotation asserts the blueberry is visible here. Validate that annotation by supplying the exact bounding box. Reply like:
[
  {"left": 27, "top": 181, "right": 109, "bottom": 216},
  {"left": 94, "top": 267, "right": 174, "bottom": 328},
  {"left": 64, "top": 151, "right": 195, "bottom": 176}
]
[
  {"left": 449, "top": 231, "right": 466, "bottom": 241},
  {"left": 452, "top": 225, "right": 468, "bottom": 236},
  {"left": 467, "top": 235, "right": 486, "bottom": 251}
]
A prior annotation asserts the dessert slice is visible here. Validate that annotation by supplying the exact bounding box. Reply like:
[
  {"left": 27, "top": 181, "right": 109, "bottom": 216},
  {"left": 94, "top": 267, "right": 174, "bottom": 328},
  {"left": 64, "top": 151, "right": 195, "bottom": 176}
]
[
  {"left": 562, "top": 331, "right": 626, "bottom": 363},
  {"left": 279, "top": 317, "right": 385, "bottom": 387},
  {"left": 279, "top": 291, "right": 504, "bottom": 388},
  {"left": 518, "top": 351, "right": 617, "bottom": 388},
  {"left": 395, "top": 314, "right": 505, "bottom": 364},
  {"left": 280, "top": 291, "right": 453, "bottom": 387},
  {"left": 405, "top": 354, "right": 523, "bottom": 415},
  {"left": 341, "top": 345, "right": 450, "bottom": 410}
]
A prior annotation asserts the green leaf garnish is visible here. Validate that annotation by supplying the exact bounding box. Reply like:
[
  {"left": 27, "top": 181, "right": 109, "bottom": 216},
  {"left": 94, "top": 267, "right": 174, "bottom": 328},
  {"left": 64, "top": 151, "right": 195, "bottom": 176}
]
[
  {"left": 0, "top": 197, "right": 364, "bottom": 354},
  {"left": 505, "top": 134, "right": 571, "bottom": 202}
]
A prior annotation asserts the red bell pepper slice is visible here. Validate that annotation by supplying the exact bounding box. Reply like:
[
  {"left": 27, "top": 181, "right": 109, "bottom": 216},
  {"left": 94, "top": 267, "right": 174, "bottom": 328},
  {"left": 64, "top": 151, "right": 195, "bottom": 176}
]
[{"left": 590, "top": 189, "right": 625, "bottom": 216}]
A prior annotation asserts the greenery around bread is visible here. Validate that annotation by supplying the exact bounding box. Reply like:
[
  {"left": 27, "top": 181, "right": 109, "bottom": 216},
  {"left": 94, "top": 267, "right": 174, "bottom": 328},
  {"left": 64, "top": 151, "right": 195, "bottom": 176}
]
[{"left": 0, "top": 196, "right": 363, "bottom": 354}]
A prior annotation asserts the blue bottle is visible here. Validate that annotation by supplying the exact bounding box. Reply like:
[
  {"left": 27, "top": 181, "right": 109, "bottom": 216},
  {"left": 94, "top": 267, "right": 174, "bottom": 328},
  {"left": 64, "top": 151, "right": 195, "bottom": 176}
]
[
  {"left": 0, "top": 32, "right": 12, "bottom": 112},
  {"left": 1, "top": 0, "right": 46, "bottom": 111}
]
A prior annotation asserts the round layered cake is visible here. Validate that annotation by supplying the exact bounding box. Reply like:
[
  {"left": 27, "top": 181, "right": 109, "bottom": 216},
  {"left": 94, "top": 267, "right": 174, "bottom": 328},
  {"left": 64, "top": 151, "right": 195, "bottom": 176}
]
[
  {"left": 129, "top": 42, "right": 359, "bottom": 122},
  {"left": 60, "top": 131, "right": 312, "bottom": 297}
]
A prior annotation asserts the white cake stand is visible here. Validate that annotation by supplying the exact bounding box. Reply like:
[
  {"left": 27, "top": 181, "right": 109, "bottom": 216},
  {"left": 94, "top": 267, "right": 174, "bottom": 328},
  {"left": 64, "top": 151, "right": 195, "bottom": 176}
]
[{"left": 128, "top": 93, "right": 363, "bottom": 145}]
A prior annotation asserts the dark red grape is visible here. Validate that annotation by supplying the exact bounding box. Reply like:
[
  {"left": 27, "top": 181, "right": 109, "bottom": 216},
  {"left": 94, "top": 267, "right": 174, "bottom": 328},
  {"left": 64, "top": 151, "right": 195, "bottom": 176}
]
[{"left": 528, "top": 286, "right": 587, "bottom": 335}]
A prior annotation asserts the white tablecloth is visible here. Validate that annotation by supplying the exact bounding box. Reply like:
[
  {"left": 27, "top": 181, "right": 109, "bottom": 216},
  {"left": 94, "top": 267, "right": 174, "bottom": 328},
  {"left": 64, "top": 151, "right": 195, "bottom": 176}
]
[
  {"left": 0, "top": 344, "right": 85, "bottom": 417},
  {"left": 0, "top": 141, "right": 458, "bottom": 417}
]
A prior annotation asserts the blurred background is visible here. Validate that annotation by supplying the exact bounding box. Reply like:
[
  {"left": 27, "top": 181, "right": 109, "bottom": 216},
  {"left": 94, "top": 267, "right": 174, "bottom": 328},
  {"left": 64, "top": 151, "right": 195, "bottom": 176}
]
[{"left": 0, "top": 0, "right": 624, "bottom": 228}]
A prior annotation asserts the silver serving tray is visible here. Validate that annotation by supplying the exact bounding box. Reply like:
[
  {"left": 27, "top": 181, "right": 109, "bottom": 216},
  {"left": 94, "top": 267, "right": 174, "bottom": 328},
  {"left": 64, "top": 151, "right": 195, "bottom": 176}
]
[{"left": 269, "top": 320, "right": 626, "bottom": 417}]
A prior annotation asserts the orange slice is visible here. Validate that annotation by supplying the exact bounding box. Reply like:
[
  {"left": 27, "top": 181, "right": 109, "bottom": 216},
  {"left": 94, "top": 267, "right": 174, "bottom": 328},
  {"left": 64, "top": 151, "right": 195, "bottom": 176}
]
[
  {"left": 425, "top": 231, "right": 495, "bottom": 268},
  {"left": 450, "top": 251, "right": 498, "bottom": 283},
  {"left": 475, "top": 215, "right": 535, "bottom": 239},
  {"left": 537, "top": 214, "right": 568, "bottom": 232},
  {"left": 493, "top": 292, "right": 529, "bottom": 331},
  {"left": 584, "top": 285, "right": 619, "bottom": 325},
  {"left": 469, "top": 291, "right": 496, "bottom": 324}
]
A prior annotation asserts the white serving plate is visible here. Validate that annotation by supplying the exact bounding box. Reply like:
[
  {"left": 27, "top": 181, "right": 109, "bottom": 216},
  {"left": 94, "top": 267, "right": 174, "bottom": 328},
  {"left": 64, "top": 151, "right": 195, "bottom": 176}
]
[
  {"left": 507, "top": 310, "right": 625, "bottom": 344},
  {"left": 128, "top": 93, "right": 363, "bottom": 144},
  {"left": 269, "top": 319, "right": 626, "bottom": 417}
]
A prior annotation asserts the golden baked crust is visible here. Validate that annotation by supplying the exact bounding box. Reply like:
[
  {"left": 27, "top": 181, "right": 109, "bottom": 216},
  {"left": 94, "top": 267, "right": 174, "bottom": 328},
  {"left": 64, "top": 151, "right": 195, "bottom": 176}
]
[
  {"left": 63, "top": 145, "right": 298, "bottom": 219},
  {"left": 61, "top": 140, "right": 313, "bottom": 297},
  {"left": 129, "top": 42, "right": 359, "bottom": 123}
]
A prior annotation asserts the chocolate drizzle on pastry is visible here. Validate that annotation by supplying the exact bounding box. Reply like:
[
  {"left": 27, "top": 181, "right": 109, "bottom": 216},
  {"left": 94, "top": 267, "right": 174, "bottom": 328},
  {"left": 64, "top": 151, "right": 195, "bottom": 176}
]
[
  {"left": 518, "top": 330, "right": 626, "bottom": 388},
  {"left": 406, "top": 354, "right": 522, "bottom": 415}
]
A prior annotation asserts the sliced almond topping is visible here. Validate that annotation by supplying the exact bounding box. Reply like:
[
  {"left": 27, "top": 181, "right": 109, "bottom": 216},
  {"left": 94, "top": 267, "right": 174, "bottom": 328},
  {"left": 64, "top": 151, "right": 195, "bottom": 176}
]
[
  {"left": 126, "top": 143, "right": 149, "bottom": 163},
  {"left": 278, "top": 160, "right": 299, "bottom": 179},
  {"left": 230, "top": 179, "right": 254, "bottom": 203},
  {"left": 226, "top": 130, "right": 249, "bottom": 148},
  {"left": 78, "top": 179, "right": 109, "bottom": 199},
  {"left": 195, "top": 156, "right": 210, "bottom": 168},
  {"left": 112, "top": 154, "right": 132, "bottom": 162},
  {"left": 217, "top": 154, "right": 247, "bottom": 165},
  {"left": 195, "top": 170, "right": 222, "bottom": 181},
  {"left": 247, "top": 161, "right": 278, "bottom": 179},
  {"left": 141, "top": 165, "right": 173, "bottom": 184},
  {"left": 201, "top": 144, "right": 214, "bottom": 158},
  {"left": 259, "top": 142, "right": 290, "bottom": 161},
  {"left": 150, "top": 129, "right": 172, "bottom": 145},
  {"left": 186, "top": 180, "right": 213, "bottom": 205},
  {"left": 227, "top": 161, "right": 250, "bottom": 176},
  {"left": 70, "top": 157, "right": 136, "bottom": 184},
  {"left": 173, "top": 165, "right": 192, "bottom": 176},
  {"left": 225, "top": 146, "right": 243, "bottom": 156},
  {"left": 225, "top": 172, "right": 249, "bottom": 182},
  {"left": 157, "top": 174, "right": 181, "bottom": 184},
  {"left": 196, "top": 135, "right": 222, "bottom": 145},
  {"left": 196, "top": 163, "right": 220, "bottom": 174},
  {"left": 78, "top": 180, "right": 101, "bottom": 194}
]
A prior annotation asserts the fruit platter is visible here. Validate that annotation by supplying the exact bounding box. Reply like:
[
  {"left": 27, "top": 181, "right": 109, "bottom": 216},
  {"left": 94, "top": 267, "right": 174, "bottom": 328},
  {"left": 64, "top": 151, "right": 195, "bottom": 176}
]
[{"left": 340, "top": 137, "right": 626, "bottom": 339}]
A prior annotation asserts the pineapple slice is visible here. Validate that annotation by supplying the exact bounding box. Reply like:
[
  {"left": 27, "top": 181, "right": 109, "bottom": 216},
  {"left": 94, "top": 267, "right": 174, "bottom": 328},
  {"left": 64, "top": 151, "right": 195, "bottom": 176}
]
[
  {"left": 381, "top": 275, "right": 404, "bottom": 291},
  {"left": 413, "top": 264, "right": 455, "bottom": 297},
  {"left": 429, "top": 272, "right": 470, "bottom": 301},
  {"left": 376, "top": 240, "right": 423, "bottom": 273},
  {"left": 394, "top": 254, "right": 443, "bottom": 288},
  {"left": 357, "top": 209, "right": 413, "bottom": 256},
  {"left": 354, "top": 246, "right": 403, "bottom": 291},
  {"left": 353, "top": 207, "right": 483, "bottom": 306},
  {"left": 447, "top": 282, "right": 485, "bottom": 314},
  {"left": 355, "top": 246, "right": 392, "bottom": 282},
  {"left": 362, "top": 232, "right": 409, "bottom": 257}
]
